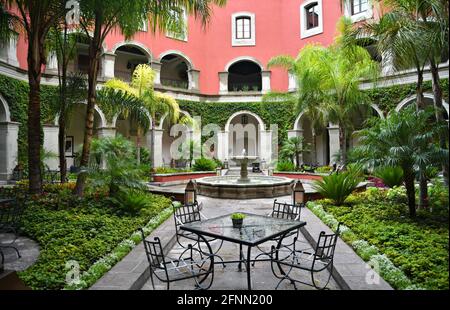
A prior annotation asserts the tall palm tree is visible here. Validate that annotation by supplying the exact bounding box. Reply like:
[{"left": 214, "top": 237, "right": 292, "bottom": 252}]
[
  {"left": 268, "top": 47, "right": 329, "bottom": 165},
  {"left": 74, "top": 0, "right": 227, "bottom": 196},
  {"left": 102, "top": 64, "right": 182, "bottom": 174},
  {"left": 1, "top": 1, "right": 66, "bottom": 194},
  {"left": 352, "top": 107, "right": 448, "bottom": 217}
]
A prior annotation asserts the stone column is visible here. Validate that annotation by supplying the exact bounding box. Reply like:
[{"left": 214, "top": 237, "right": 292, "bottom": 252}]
[
  {"left": 328, "top": 124, "right": 340, "bottom": 164},
  {"left": 216, "top": 131, "right": 229, "bottom": 162},
  {"left": 0, "top": 32, "right": 19, "bottom": 67},
  {"left": 43, "top": 125, "right": 60, "bottom": 170},
  {"left": 218, "top": 72, "right": 229, "bottom": 94},
  {"left": 381, "top": 51, "right": 395, "bottom": 75},
  {"left": 188, "top": 69, "right": 200, "bottom": 92},
  {"left": 261, "top": 71, "right": 271, "bottom": 94},
  {"left": 151, "top": 60, "right": 162, "bottom": 86},
  {"left": 288, "top": 72, "right": 297, "bottom": 92},
  {"left": 259, "top": 130, "right": 272, "bottom": 166},
  {"left": 101, "top": 52, "right": 116, "bottom": 80},
  {"left": 0, "top": 122, "right": 19, "bottom": 182},
  {"left": 146, "top": 129, "right": 164, "bottom": 168}
]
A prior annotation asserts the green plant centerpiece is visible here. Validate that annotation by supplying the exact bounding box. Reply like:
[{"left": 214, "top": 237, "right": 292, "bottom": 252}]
[{"left": 231, "top": 212, "right": 246, "bottom": 228}]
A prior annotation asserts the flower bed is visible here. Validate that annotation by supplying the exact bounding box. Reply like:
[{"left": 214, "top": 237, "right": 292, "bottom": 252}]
[
  {"left": 153, "top": 171, "right": 216, "bottom": 183},
  {"left": 307, "top": 187, "right": 449, "bottom": 290},
  {"left": 0, "top": 183, "right": 173, "bottom": 290},
  {"left": 273, "top": 172, "right": 324, "bottom": 181}
]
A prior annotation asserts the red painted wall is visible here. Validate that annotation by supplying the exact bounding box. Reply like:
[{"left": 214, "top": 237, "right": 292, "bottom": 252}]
[{"left": 12, "top": 0, "right": 344, "bottom": 94}]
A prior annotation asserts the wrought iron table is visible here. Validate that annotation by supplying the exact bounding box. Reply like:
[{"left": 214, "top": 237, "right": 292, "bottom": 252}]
[{"left": 180, "top": 212, "right": 306, "bottom": 290}]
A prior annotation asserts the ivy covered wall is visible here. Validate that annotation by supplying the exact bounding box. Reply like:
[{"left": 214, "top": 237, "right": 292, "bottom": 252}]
[
  {"left": 0, "top": 75, "right": 58, "bottom": 164},
  {"left": 0, "top": 72, "right": 448, "bottom": 164}
]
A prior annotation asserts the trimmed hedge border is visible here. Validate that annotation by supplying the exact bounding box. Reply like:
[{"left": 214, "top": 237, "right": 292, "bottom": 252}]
[
  {"left": 64, "top": 206, "right": 173, "bottom": 290},
  {"left": 307, "top": 201, "right": 425, "bottom": 290}
]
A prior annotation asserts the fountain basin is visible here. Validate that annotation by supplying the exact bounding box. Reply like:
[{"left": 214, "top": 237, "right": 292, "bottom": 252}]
[{"left": 196, "top": 176, "right": 294, "bottom": 199}]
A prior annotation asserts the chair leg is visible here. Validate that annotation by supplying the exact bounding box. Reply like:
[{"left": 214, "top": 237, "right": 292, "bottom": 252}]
[{"left": 0, "top": 246, "right": 21, "bottom": 259}]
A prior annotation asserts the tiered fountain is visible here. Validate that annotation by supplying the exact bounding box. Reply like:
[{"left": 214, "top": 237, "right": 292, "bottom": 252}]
[{"left": 196, "top": 150, "right": 293, "bottom": 199}]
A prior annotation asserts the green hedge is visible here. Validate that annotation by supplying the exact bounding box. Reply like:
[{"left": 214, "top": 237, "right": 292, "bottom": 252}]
[
  {"left": 0, "top": 183, "right": 172, "bottom": 290},
  {"left": 309, "top": 188, "right": 449, "bottom": 290}
]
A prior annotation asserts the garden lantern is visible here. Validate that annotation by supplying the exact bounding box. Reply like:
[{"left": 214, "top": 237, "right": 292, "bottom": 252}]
[
  {"left": 292, "top": 180, "right": 305, "bottom": 206},
  {"left": 268, "top": 167, "right": 274, "bottom": 176},
  {"left": 216, "top": 167, "right": 222, "bottom": 176},
  {"left": 185, "top": 179, "right": 197, "bottom": 205},
  {"left": 223, "top": 159, "right": 229, "bottom": 169}
]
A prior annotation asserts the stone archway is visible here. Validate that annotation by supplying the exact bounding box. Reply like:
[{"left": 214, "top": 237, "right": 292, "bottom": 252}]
[{"left": 0, "top": 94, "right": 19, "bottom": 182}]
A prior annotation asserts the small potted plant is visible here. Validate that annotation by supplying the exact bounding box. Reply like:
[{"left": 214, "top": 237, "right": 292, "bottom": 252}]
[{"left": 231, "top": 213, "right": 246, "bottom": 228}]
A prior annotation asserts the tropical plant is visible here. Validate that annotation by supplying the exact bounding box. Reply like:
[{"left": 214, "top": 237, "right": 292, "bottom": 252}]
[
  {"left": 108, "top": 189, "right": 152, "bottom": 215},
  {"left": 276, "top": 160, "right": 295, "bottom": 172},
  {"left": 192, "top": 157, "right": 217, "bottom": 172},
  {"left": 352, "top": 0, "right": 449, "bottom": 205},
  {"left": 74, "top": 0, "right": 227, "bottom": 196},
  {"left": 351, "top": 107, "right": 448, "bottom": 217},
  {"left": 279, "top": 137, "right": 310, "bottom": 170},
  {"left": 312, "top": 171, "right": 363, "bottom": 206},
  {"left": 88, "top": 135, "right": 147, "bottom": 196},
  {"left": 267, "top": 17, "right": 379, "bottom": 165},
  {"left": 100, "top": 64, "right": 174, "bottom": 165},
  {"left": 374, "top": 166, "right": 404, "bottom": 188},
  {"left": 1, "top": 1, "right": 67, "bottom": 194}
]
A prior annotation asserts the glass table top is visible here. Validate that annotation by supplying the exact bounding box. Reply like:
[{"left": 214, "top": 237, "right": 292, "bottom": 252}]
[{"left": 180, "top": 212, "right": 306, "bottom": 246}]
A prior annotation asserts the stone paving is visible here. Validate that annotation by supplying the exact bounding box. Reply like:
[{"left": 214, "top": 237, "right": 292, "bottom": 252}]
[
  {"left": 0, "top": 233, "right": 40, "bottom": 272},
  {"left": 141, "top": 195, "right": 340, "bottom": 290}
]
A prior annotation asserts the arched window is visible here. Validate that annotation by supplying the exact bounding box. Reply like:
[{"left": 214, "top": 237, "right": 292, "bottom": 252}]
[
  {"left": 160, "top": 54, "right": 189, "bottom": 89},
  {"left": 228, "top": 61, "right": 262, "bottom": 92}
]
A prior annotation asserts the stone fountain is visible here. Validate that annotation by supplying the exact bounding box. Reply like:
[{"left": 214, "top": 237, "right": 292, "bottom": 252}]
[
  {"left": 196, "top": 149, "right": 294, "bottom": 199},
  {"left": 231, "top": 149, "right": 258, "bottom": 183}
]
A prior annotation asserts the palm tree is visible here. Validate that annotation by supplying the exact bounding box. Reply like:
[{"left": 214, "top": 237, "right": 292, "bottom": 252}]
[
  {"left": 353, "top": 0, "right": 448, "bottom": 204},
  {"left": 102, "top": 64, "right": 182, "bottom": 174},
  {"left": 352, "top": 107, "right": 448, "bottom": 217},
  {"left": 1, "top": 1, "right": 66, "bottom": 194},
  {"left": 74, "top": 0, "right": 227, "bottom": 196},
  {"left": 267, "top": 48, "right": 329, "bottom": 165},
  {"left": 280, "top": 137, "right": 310, "bottom": 170}
]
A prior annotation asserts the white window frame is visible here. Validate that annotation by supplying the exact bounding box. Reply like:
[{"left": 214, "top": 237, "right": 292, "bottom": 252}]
[
  {"left": 300, "top": 0, "right": 323, "bottom": 39},
  {"left": 344, "top": 0, "right": 373, "bottom": 23},
  {"left": 231, "top": 12, "right": 255, "bottom": 46},
  {"left": 166, "top": 8, "right": 188, "bottom": 42}
]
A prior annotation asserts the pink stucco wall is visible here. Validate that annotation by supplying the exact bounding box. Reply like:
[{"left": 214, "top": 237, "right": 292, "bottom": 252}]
[{"left": 13, "top": 0, "right": 344, "bottom": 94}]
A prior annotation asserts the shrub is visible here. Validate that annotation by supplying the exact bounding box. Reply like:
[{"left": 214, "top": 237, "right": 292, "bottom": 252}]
[
  {"left": 276, "top": 160, "right": 295, "bottom": 172},
  {"left": 315, "top": 166, "right": 332, "bottom": 174},
  {"left": 374, "top": 166, "right": 404, "bottom": 188},
  {"left": 192, "top": 157, "right": 217, "bottom": 171},
  {"left": 108, "top": 189, "right": 152, "bottom": 215},
  {"left": 154, "top": 167, "right": 192, "bottom": 174},
  {"left": 312, "top": 172, "right": 362, "bottom": 205}
]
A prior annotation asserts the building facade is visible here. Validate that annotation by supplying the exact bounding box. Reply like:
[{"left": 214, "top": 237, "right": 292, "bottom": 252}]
[{"left": 0, "top": 0, "right": 449, "bottom": 181}]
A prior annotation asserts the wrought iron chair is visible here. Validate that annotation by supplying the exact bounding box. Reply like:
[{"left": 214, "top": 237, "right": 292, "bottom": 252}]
[
  {"left": 140, "top": 229, "right": 214, "bottom": 290},
  {"left": 173, "top": 201, "right": 226, "bottom": 267},
  {"left": 252, "top": 199, "right": 306, "bottom": 266},
  {"left": 270, "top": 223, "right": 342, "bottom": 290},
  {"left": 0, "top": 199, "right": 24, "bottom": 267}
]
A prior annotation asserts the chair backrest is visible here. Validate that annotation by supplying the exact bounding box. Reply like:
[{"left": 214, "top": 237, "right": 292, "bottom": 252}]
[
  {"left": 140, "top": 229, "right": 166, "bottom": 271},
  {"left": 173, "top": 202, "right": 202, "bottom": 228},
  {"left": 313, "top": 223, "right": 342, "bottom": 262},
  {"left": 271, "top": 199, "right": 302, "bottom": 221},
  {"left": 0, "top": 199, "right": 22, "bottom": 229}
]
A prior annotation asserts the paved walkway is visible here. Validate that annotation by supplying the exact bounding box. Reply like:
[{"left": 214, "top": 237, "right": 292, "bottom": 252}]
[
  {"left": 141, "top": 195, "right": 340, "bottom": 290},
  {"left": 0, "top": 234, "right": 40, "bottom": 272}
]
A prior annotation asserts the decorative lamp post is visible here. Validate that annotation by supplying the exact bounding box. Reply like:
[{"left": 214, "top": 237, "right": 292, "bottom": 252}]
[
  {"left": 292, "top": 180, "right": 305, "bottom": 207},
  {"left": 185, "top": 179, "right": 197, "bottom": 205}
]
